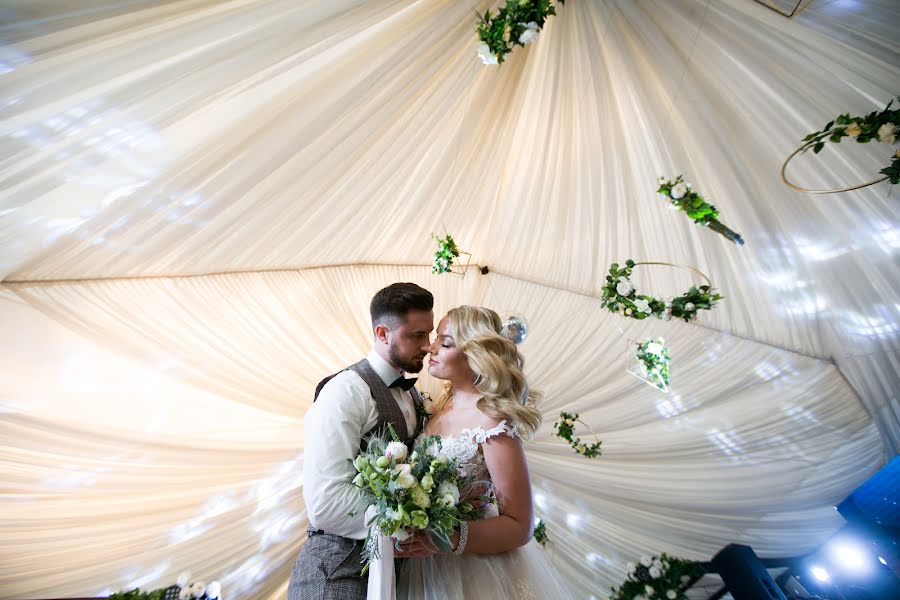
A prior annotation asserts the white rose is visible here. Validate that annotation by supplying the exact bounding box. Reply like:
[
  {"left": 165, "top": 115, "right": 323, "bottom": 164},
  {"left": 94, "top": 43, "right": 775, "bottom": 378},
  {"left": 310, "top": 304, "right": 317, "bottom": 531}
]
[
  {"left": 395, "top": 463, "right": 412, "bottom": 476},
  {"left": 411, "top": 486, "right": 431, "bottom": 508},
  {"left": 206, "top": 582, "right": 221, "bottom": 599},
  {"left": 178, "top": 588, "right": 191, "bottom": 600},
  {"left": 670, "top": 182, "right": 688, "bottom": 199},
  {"left": 667, "top": 591, "right": 677, "bottom": 600},
  {"left": 519, "top": 22, "right": 539, "bottom": 45},
  {"left": 626, "top": 561, "right": 637, "bottom": 573},
  {"left": 396, "top": 472, "right": 417, "bottom": 489},
  {"left": 176, "top": 572, "right": 191, "bottom": 588},
  {"left": 616, "top": 280, "right": 634, "bottom": 296},
  {"left": 476, "top": 42, "right": 498, "bottom": 65},
  {"left": 649, "top": 566, "right": 661, "bottom": 578},
  {"left": 385, "top": 441, "right": 408, "bottom": 461},
  {"left": 645, "top": 585, "right": 655, "bottom": 596},
  {"left": 685, "top": 302, "right": 695, "bottom": 311},
  {"left": 633, "top": 299, "right": 652, "bottom": 314},
  {"left": 641, "top": 555, "right": 653, "bottom": 567},
  {"left": 845, "top": 121, "right": 862, "bottom": 137},
  {"left": 190, "top": 582, "right": 206, "bottom": 598},
  {"left": 646, "top": 342, "right": 663, "bottom": 356},
  {"left": 878, "top": 122, "right": 897, "bottom": 145}
]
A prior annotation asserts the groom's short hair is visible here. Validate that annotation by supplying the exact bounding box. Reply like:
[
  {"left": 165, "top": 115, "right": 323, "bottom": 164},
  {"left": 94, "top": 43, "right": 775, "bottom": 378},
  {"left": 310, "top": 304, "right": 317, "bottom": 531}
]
[{"left": 370, "top": 282, "right": 433, "bottom": 330}]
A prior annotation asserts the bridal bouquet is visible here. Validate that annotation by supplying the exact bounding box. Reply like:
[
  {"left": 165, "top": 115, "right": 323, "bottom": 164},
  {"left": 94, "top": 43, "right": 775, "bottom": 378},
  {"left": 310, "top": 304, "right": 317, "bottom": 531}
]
[{"left": 351, "top": 425, "right": 488, "bottom": 572}]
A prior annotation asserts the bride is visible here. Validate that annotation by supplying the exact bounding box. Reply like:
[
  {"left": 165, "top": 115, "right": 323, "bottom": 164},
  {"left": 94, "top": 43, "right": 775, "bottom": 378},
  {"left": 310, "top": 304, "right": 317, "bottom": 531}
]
[{"left": 392, "top": 305, "right": 574, "bottom": 599}]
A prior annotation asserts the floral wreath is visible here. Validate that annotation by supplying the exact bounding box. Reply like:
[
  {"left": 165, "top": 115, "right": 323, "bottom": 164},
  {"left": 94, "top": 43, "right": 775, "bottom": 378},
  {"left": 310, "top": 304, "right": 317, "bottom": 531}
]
[
  {"left": 600, "top": 260, "right": 723, "bottom": 323},
  {"left": 554, "top": 411, "right": 602, "bottom": 458},
  {"left": 431, "top": 233, "right": 461, "bottom": 274},
  {"left": 634, "top": 338, "right": 670, "bottom": 392},
  {"left": 782, "top": 95, "right": 900, "bottom": 193},
  {"left": 656, "top": 176, "right": 744, "bottom": 246},
  {"left": 475, "top": 0, "right": 565, "bottom": 65},
  {"left": 611, "top": 553, "right": 705, "bottom": 600}
]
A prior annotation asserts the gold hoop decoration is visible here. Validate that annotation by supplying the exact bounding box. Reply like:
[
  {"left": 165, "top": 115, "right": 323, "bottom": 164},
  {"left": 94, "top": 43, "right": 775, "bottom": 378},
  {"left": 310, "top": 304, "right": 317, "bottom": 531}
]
[
  {"left": 781, "top": 143, "right": 890, "bottom": 194},
  {"left": 553, "top": 412, "right": 602, "bottom": 458},
  {"left": 781, "top": 96, "right": 900, "bottom": 194},
  {"left": 600, "top": 259, "right": 721, "bottom": 322},
  {"left": 431, "top": 232, "right": 472, "bottom": 277}
]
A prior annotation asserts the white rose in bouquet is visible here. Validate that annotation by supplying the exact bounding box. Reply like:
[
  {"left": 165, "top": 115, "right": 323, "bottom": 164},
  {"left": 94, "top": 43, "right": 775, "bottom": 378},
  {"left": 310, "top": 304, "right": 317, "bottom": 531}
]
[
  {"left": 671, "top": 182, "right": 688, "bottom": 199},
  {"left": 845, "top": 122, "right": 862, "bottom": 137},
  {"left": 667, "top": 591, "right": 677, "bottom": 600},
  {"left": 396, "top": 471, "right": 417, "bottom": 489},
  {"left": 684, "top": 302, "right": 695, "bottom": 312},
  {"left": 645, "top": 342, "right": 664, "bottom": 356},
  {"left": 176, "top": 572, "right": 191, "bottom": 588},
  {"left": 190, "top": 582, "right": 206, "bottom": 598},
  {"left": 645, "top": 585, "right": 656, "bottom": 596},
  {"left": 649, "top": 566, "right": 661, "bottom": 578},
  {"left": 178, "top": 588, "right": 192, "bottom": 600},
  {"left": 519, "top": 22, "right": 539, "bottom": 45},
  {"left": 641, "top": 555, "right": 653, "bottom": 567},
  {"left": 385, "top": 441, "right": 408, "bottom": 461},
  {"left": 411, "top": 486, "right": 431, "bottom": 508}
]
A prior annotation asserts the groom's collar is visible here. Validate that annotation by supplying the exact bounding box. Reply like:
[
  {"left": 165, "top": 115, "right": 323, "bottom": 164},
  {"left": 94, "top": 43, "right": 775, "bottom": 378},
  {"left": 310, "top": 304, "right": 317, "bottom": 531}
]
[{"left": 367, "top": 349, "right": 403, "bottom": 387}]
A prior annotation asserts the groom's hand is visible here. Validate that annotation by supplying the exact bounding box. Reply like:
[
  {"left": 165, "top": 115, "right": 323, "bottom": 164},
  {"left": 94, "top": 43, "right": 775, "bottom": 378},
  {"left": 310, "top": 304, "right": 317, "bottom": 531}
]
[{"left": 394, "top": 532, "right": 440, "bottom": 557}]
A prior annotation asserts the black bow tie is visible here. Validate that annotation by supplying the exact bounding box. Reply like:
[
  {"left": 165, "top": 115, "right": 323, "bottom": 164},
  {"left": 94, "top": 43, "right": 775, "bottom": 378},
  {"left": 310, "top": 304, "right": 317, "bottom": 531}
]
[{"left": 389, "top": 377, "right": 417, "bottom": 391}]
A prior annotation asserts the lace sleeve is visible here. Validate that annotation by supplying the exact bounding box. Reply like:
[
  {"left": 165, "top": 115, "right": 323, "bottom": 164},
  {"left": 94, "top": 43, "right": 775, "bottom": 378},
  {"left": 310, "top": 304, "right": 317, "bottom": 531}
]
[{"left": 468, "top": 419, "right": 521, "bottom": 443}]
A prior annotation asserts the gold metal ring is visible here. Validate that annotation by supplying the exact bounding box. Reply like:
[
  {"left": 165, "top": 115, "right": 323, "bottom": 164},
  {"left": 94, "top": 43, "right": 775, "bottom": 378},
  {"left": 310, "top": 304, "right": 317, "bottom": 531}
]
[
  {"left": 632, "top": 261, "right": 713, "bottom": 289},
  {"left": 780, "top": 143, "right": 889, "bottom": 194}
]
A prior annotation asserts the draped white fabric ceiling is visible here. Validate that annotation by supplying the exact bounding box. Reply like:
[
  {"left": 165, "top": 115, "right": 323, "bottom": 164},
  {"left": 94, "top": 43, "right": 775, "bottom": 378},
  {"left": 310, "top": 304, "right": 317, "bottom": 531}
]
[{"left": 1, "top": 1, "right": 898, "bottom": 599}]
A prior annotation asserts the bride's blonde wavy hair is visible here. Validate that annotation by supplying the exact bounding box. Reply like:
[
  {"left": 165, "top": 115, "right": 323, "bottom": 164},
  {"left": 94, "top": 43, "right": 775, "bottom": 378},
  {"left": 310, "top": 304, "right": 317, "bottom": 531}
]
[{"left": 432, "top": 306, "right": 542, "bottom": 440}]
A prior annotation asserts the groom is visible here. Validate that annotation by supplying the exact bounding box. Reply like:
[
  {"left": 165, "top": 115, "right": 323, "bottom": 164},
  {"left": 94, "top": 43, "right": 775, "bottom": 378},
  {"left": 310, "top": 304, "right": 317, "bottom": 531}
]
[{"left": 288, "top": 282, "right": 434, "bottom": 600}]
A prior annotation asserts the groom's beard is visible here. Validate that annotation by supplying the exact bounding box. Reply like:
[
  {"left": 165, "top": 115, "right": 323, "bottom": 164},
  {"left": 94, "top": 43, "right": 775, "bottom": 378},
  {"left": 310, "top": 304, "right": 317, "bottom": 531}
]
[{"left": 389, "top": 345, "right": 425, "bottom": 373}]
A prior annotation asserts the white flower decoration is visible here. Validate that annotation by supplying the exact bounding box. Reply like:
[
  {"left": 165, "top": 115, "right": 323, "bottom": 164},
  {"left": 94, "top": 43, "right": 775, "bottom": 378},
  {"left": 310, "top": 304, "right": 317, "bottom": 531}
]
[
  {"left": 645, "top": 585, "right": 656, "bottom": 596},
  {"left": 626, "top": 561, "right": 637, "bottom": 573},
  {"left": 476, "top": 42, "right": 498, "bottom": 65},
  {"left": 190, "top": 582, "right": 206, "bottom": 598},
  {"left": 633, "top": 298, "right": 652, "bottom": 314},
  {"left": 178, "top": 588, "right": 192, "bottom": 600},
  {"left": 519, "top": 22, "right": 539, "bottom": 45},
  {"left": 671, "top": 182, "right": 688, "bottom": 199},
  {"left": 641, "top": 555, "right": 653, "bottom": 567},
  {"left": 616, "top": 280, "right": 634, "bottom": 296},
  {"left": 684, "top": 302, "right": 695, "bottom": 311},
  {"left": 878, "top": 122, "right": 897, "bottom": 145},
  {"left": 646, "top": 342, "right": 664, "bottom": 356},
  {"left": 845, "top": 122, "right": 862, "bottom": 137},
  {"left": 176, "top": 572, "right": 191, "bottom": 588},
  {"left": 206, "top": 582, "right": 222, "bottom": 599},
  {"left": 667, "top": 591, "right": 677, "bottom": 600},
  {"left": 385, "top": 441, "right": 408, "bottom": 461},
  {"left": 649, "top": 566, "right": 662, "bottom": 578}
]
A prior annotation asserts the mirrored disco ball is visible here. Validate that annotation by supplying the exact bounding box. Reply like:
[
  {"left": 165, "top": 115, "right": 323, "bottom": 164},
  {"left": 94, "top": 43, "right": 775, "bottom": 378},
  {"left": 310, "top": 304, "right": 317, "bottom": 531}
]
[{"left": 501, "top": 315, "right": 528, "bottom": 344}]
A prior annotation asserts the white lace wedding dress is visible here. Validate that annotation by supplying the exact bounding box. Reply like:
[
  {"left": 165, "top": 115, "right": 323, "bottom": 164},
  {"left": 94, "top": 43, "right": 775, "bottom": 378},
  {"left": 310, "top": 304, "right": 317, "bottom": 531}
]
[{"left": 396, "top": 421, "right": 575, "bottom": 600}]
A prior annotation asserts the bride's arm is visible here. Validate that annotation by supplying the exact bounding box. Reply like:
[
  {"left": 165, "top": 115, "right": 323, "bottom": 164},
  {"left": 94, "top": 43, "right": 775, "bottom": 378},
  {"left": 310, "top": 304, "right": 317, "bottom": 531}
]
[{"left": 457, "top": 432, "right": 534, "bottom": 554}]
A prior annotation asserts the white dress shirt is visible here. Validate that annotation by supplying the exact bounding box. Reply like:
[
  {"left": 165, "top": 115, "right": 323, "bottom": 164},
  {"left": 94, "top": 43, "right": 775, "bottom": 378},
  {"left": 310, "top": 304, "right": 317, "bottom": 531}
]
[{"left": 302, "top": 350, "right": 417, "bottom": 539}]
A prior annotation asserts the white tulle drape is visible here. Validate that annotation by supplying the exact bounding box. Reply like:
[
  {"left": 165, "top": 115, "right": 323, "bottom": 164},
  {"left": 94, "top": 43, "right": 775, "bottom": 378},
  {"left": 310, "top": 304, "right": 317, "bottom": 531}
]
[{"left": 1, "top": 0, "right": 898, "bottom": 598}]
